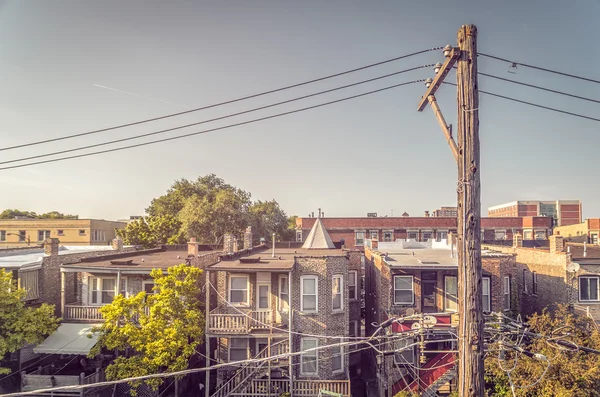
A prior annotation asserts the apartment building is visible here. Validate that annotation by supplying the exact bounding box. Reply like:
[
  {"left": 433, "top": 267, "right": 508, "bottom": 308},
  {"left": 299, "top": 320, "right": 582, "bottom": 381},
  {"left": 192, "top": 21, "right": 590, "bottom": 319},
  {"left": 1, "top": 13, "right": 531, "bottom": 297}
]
[
  {"left": 204, "top": 221, "right": 360, "bottom": 397},
  {"left": 430, "top": 207, "right": 458, "bottom": 217},
  {"left": 295, "top": 216, "right": 553, "bottom": 249},
  {"left": 0, "top": 219, "right": 127, "bottom": 248},
  {"left": 488, "top": 200, "right": 582, "bottom": 226},
  {"left": 364, "top": 237, "right": 518, "bottom": 396},
  {"left": 554, "top": 218, "right": 600, "bottom": 245}
]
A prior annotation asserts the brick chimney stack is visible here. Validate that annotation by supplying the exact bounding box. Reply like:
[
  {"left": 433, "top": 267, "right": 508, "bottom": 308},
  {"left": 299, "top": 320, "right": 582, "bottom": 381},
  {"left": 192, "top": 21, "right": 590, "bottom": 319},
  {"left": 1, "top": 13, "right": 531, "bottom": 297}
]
[
  {"left": 112, "top": 237, "right": 124, "bottom": 252},
  {"left": 513, "top": 232, "right": 523, "bottom": 248},
  {"left": 424, "top": 211, "right": 430, "bottom": 217},
  {"left": 44, "top": 238, "right": 59, "bottom": 256},
  {"left": 549, "top": 235, "right": 565, "bottom": 254},
  {"left": 243, "top": 227, "right": 253, "bottom": 250},
  {"left": 188, "top": 237, "right": 199, "bottom": 256},
  {"left": 223, "top": 233, "right": 234, "bottom": 254}
]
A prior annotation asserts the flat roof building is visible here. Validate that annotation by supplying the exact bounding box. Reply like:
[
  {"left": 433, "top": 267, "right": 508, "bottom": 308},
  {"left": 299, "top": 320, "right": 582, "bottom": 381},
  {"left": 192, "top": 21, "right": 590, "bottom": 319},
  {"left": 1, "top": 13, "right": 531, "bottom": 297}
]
[{"left": 488, "top": 200, "right": 582, "bottom": 227}]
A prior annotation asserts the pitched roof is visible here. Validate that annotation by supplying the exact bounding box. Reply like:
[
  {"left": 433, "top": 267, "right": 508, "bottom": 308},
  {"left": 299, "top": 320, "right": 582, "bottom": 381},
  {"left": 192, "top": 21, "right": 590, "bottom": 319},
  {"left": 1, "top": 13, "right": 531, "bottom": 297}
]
[{"left": 302, "top": 218, "right": 335, "bottom": 249}]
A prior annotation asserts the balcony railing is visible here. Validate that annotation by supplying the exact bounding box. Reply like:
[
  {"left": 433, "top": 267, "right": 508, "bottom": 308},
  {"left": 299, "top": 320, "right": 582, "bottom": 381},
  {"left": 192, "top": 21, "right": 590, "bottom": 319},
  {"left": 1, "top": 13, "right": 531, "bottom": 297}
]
[
  {"left": 208, "top": 308, "right": 281, "bottom": 333},
  {"left": 232, "top": 379, "right": 350, "bottom": 397},
  {"left": 64, "top": 305, "right": 103, "bottom": 321}
]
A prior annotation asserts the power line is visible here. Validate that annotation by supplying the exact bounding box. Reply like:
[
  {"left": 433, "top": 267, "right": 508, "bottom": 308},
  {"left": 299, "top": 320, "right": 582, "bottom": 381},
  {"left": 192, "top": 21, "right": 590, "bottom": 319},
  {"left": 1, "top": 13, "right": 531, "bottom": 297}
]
[
  {"left": 478, "top": 72, "right": 600, "bottom": 104},
  {"left": 0, "top": 79, "right": 422, "bottom": 171},
  {"left": 443, "top": 82, "right": 600, "bottom": 123},
  {"left": 0, "top": 47, "right": 442, "bottom": 152},
  {"left": 0, "top": 65, "right": 430, "bottom": 166},
  {"left": 479, "top": 53, "right": 600, "bottom": 84}
]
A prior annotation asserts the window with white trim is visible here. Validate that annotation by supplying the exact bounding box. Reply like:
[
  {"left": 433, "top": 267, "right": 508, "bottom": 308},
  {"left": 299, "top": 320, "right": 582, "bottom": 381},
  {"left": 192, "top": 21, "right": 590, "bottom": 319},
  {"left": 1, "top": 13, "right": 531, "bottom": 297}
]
[
  {"left": 437, "top": 231, "right": 448, "bottom": 241},
  {"left": 91, "top": 230, "right": 106, "bottom": 242},
  {"left": 369, "top": 231, "right": 378, "bottom": 240},
  {"left": 37, "top": 230, "right": 50, "bottom": 241},
  {"left": 523, "top": 230, "right": 532, "bottom": 240},
  {"left": 348, "top": 271, "right": 357, "bottom": 300},
  {"left": 296, "top": 230, "right": 303, "bottom": 242},
  {"left": 18, "top": 270, "right": 40, "bottom": 301},
  {"left": 257, "top": 283, "right": 270, "bottom": 310},
  {"left": 482, "top": 277, "right": 491, "bottom": 312},
  {"left": 331, "top": 345, "right": 344, "bottom": 374},
  {"left": 532, "top": 272, "right": 538, "bottom": 295},
  {"left": 300, "top": 338, "right": 318, "bottom": 375},
  {"left": 278, "top": 275, "right": 289, "bottom": 311},
  {"left": 407, "top": 231, "right": 418, "bottom": 240},
  {"left": 228, "top": 338, "right": 248, "bottom": 361},
  {"left": 301, "top": 275, "right": 318, "bottom": 312},
  {"left": 229, "top": 275, "right": 249, "bottom": 306},
  {"left": 503, "top": 276, "right": 511, "bottom": 310},
  {"left": 394, "top": 338, "right": 414, "bottom": 365},
  {"left": 90, "top": 277, "right": 127, "bottom": 305},
  {"left": 393, "top": 276, "right": 414, "bottom": 305},
  {"left": 444, "top": 276, "right": 458, "bottom": 312},
  {"left": 355, "top": 232, "right": 365, "bottom": 246},
  {"left": 383, "top": 231, "right": 393, "bottom": 242},
  {"left": 579, "top": 276, "right": 599, "bottom": 302},
  {"left": 332, "top": 274, "right": 343, "bottom": 311}
]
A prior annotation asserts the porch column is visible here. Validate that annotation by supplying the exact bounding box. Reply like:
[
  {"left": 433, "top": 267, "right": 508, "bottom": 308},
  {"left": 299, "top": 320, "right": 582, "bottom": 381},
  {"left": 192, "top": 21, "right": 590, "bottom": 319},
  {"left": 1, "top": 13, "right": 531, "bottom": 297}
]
[{"left": 60, "top": 270, "right": 66, "bottom": 318}]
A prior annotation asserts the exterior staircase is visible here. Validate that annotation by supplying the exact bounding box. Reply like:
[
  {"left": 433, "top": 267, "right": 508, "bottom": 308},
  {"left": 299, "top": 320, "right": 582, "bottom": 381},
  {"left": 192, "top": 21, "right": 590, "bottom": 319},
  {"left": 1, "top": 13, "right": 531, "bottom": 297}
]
[
  {"left": 210, "top": 339, "right": 289, "bottom": 397},
  {"left": 391, "top": 353, "right": 456, "bottom": 396},
  {"left": 422, "top": 367, "right": 456, "bottom": 397}
]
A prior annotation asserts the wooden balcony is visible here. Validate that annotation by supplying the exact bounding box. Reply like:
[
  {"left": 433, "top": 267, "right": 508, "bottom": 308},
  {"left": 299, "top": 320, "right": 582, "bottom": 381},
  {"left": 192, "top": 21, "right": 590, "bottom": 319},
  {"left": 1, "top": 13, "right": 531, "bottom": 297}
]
[
  {"left": 21, "top": 367, "right": 104, "bottom": 396},
  {"left": 208, "top": 308, "right": 282, "bottom": 334},
  {"left": 64, "top": 305, "right": 103, "bottom": 322},
  {"left": 232, "top": 379, "right": 350, "bottom": 397}
]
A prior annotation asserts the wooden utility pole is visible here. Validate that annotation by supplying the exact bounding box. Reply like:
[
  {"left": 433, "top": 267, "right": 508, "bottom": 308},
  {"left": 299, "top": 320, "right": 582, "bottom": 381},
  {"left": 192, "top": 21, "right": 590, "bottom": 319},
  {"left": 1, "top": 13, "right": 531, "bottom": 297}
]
[
  {"left": 417, "top": 24, "right": 483, "bottom": 396},
  {"left": 456, "top": 24, "right": 484, "bottom": 397}
]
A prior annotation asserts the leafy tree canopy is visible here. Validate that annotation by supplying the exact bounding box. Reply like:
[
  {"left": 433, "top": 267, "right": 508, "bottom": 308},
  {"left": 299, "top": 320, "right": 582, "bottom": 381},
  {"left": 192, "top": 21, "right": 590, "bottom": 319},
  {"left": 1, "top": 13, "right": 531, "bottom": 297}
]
[
  {"left": 116, "top": 215, "right": 185, "bottom": 248},
  {"left": 0, "top": 209, "right": 78, "bottom": 219},
  {"left": 90, "top": 264, "right": 204, "bottom": 393},
  {"left": 0, "top": 269, "right": 60, "bottom": 374},
  {"left": 485, "top": 306, "right": 600, "bottom": 396}
]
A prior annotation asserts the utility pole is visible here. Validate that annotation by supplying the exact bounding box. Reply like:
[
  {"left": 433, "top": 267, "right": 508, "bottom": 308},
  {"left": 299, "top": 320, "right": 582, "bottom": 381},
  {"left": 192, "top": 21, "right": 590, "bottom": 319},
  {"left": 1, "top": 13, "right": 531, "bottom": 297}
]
[{"left": 417, "top": 24, "right": 483, "bottom": 396}]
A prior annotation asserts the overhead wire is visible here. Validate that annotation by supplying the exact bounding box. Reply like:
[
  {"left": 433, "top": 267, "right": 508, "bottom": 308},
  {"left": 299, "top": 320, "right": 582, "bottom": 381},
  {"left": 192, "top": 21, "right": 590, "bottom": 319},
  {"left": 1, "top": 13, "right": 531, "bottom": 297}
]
[
  {"left": 0, "top": 47, "right": 443, "bottom": 152},
  {"left": 0, "top": 65, "right": 432, "bottom": 166},
  {"left": 0, "top": 79, "right": 424, "bottom": 171}
]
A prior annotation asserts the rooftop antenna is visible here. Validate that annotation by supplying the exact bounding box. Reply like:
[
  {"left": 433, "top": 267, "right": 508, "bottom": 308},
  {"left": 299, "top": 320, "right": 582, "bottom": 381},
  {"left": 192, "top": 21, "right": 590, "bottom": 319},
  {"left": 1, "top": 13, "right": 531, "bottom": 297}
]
[{"left": 318, "top": 208, "right": 322, "bottom": 218}]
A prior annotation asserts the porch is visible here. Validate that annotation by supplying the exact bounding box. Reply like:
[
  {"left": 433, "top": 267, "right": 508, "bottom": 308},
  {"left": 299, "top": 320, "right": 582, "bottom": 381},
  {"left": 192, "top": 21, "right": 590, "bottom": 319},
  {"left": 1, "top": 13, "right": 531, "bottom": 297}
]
[
  {"left": 64, "top": 303, "right": 150, "bottom": 322},
  {"left": 231, "top": 379, "right": 351, "bottom": 397},
  {"left": 21, "top": 366, "right": 105, "bottom": 396},
  {"left": 208, "top": 306, "right": 285, "bottom": 334}
]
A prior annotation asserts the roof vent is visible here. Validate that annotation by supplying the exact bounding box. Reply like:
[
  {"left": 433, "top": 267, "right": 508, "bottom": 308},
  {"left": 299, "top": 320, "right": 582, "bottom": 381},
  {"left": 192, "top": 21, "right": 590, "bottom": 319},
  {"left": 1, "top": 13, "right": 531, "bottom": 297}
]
[
  {"left": 110, "top": 260, "right": 134, "bottom": 266},
  {"left": 239, "top": 257, "right": 262, "bottom": 264}
]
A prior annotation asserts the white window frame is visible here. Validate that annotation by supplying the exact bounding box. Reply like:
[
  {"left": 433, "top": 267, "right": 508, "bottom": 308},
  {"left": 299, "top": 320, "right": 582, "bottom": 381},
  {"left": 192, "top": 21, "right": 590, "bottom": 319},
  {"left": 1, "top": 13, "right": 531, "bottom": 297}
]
[
  {"left": 300, "top": 338, "right": 318, "bottom": 376},
  {"left": 143, "top": 280, "right": 156, "bottom": 295},
  {"left": 300, "top": 275, "right": 318, "bottom": 313},
  {"left": 348, "top": 271, "right": 358, "bottom": 301},
  {"left": 444, "top": 276, "right": 458, "bottom": 312},
  {"left": 228, "top": 274, "right": 249, "bottom": 306},
  {"left": 394, "top": 338, "right": 414, "bottom": 365},
  {"left": 437, "top": 230, "right": 448, "bottom": 242},
  {"left": 90, "top": 277, "right": 127, "bottom": 305},
  {"left": 355, "top": 231, "right": 365, "bottom": 246},
  {"left": 482, "top": 277, "right": 491, "bottom": 312},
  {"left": 421, "top": 230, "right": 433, "bottom": 242},
  {"left": 592, "top": 233, "right": 599, "bottom": 245},
  {"left": 228, "top": 338, "right": 248, "bottom": 362},
  {"left": 256, "top": 282, "right": 271, "bottom": 311},
  {"left": 579, "top": 276, "right": 600, "bottom": 302},
  {"left": 393, "top": 275, "right": 414, "bottom": 305},
  {"left": 296, "top": 230, "right": 303, "bottom": 243},
  {"left": 278, "top": 275, "right": 289, "bottom": 312},
  {"left": 523, "top": 230, "right": 532, "bottom": 240},
  {"left": 331, "top": 344, "right": 344, "bottom": 374},
  {"left": 503, "top": 276, "right": 511, "bottom": 311},
  {"left": 332, "top": 274, "right": 343, "bottom": 311}
]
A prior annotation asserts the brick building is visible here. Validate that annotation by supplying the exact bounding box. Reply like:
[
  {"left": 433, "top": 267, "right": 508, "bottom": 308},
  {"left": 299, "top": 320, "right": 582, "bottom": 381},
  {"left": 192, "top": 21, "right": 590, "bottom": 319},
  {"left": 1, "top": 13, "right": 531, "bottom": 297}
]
[
  {"left": 487, "top": 200, "right": 582, "bottom": 227},
  {"left": 430, "top": 207, "right": 458, "bottom": 218},
  {"left": 295, "top": 216, "right": 553, "bottom": 249},
  {"left": 204, "top": 220, "right": 360, "bottom": 397},
  {"left": 363, "top": 237, "right": 517, "bottom": 396},
  {"left": 554, "top": 218, "right": 600, "bottom": 245}
]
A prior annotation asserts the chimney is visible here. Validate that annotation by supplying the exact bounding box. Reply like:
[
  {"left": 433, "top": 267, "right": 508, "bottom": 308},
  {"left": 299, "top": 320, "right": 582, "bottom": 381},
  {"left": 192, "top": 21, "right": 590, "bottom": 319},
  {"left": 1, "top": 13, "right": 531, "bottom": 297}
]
[
  {"left": 243, "top": 227, "right": 253, "bottom": 250},
  {"left": 112, "top": 237, "right": 124, "bottom": 252},
  {"left": 424, "top": 211, "right": 430, "bottom": 217},
  {"left": 513, "top": 232, "right": 523, "bottom": 248},
  {"left": 318, "top": 208, "right": 322, "bottom": 218},
  {"left": 44, "top": 238, "right": 59, "bottom": 256},
  {"left": 223, "top": 233, "right": 234, "bottom": 254},
  {"left": 232, "top": 238, "right": 239, "bottom": 253},
  {"left": 584, "top": 241, "right": 587, "bottom": 257},
  {"left": 549, "top": 235, "right": 565, "bottom": 254},
  {"left": 322, "top": 212, "right": 325, "bottom": 218},
  {"left": 188, "top": 237, "right": 199, "bottom": 256},
  {"left": 311, "top": 212, "right": 315, "bottom": 218}
]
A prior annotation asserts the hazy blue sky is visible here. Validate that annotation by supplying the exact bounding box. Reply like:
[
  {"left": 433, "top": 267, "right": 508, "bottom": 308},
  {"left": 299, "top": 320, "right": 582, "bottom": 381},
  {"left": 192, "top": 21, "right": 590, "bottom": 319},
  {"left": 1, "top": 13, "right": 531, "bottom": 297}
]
[{"left": 0, "top": 0, "right": 598, "bottom": 220}]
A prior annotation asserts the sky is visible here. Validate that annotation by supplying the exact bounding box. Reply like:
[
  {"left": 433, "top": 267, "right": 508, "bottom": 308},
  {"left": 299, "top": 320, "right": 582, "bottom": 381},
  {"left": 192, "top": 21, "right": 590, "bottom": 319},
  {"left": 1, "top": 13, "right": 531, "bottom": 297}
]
[{"left": 0, "top": 0, "right": 598, "bottom": 221}]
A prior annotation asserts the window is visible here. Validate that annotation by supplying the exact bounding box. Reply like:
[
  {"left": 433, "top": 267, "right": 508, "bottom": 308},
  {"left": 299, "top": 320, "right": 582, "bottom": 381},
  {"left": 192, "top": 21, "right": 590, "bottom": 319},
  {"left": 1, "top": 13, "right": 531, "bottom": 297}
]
[
  {"left": 79, "top": 229, "right": 86, "bottom": 236},
  {"left": 0, "top": 231, "right": 5, "bottom": 242},
  {"left": 523, "top": 270, "right": 529, "bottom": 293},
  {"left": 444, "top": 276, "right": 458, "bottom": 312},
  {"left": 532, "top": 272, "right": 538, "bottom": 295},
  {"left": 229, "top": 275, "right": 249, "bottom": 305},
  {"left": 592, "top": 234, "right": 599, "bottom": 245},
  {"left": 332, "top": 274, "right": 343, "bottom": 311},
  {"left": 437, "top": 231, "right": 448, "bottom": 241},
  {"left": 18, "top": 270, "right": 40, "bottom": 301},
  {"left": 383, "top": 231, "right": 393, "bottom": 242},
  {"left": 523, "top": 230, "right": 532, "bottom": 240},
  {"left": 503, "top": 276, "right": 511, "bottom": 310},
  {"left": 257, "top": 284, "right": 270, "bottom": 310},
  {"left": 579, "top": 276, "right": 599, "bottom": 302},
  {"left": 91, "top": 230, "right": 106, "bottom": 242},
  {"left": 19, "top": 231, "right": 26, "bottom": 242},
  {"left": 348, "top": 271, "right": 357, "bottom": 300},
  {"left": 535, "top": 230, "right": 546, "bottom": 240},
  {"left": 37, "top": 230, "right": 51, "bottom": 241},
  {"left": 296, "top": 230, "right": 303, "bottom": 242},
  {"left": 278, "top": 276, "right": 289, "bottom": 311},
  {"left": 256, "top": 338, "right": 269, "bottom": 355},
  {"left": 229, "top": 338, "right": 248, "bottom": 362},
  {"left": 143, "top": 281, "right": 156, "bottom": 295},
  {"left": 301, "top": 276, "right": 318, "bottom": 312},
  {"left": 90, "top": 277, "right": 127, "bottom": 305},
  {"left": 355, "top": 232, "right": 365, "bottom": 246},
  {"left": 495, "top": 230, "right": 506, "bottom": 240},
  {"left": 57, "top": 230, "right": 64, "bottom": 236},
  {"left": 422, "top": 231, "right": 432, "bottom": 241},
  {"left": 300, "top": 338, "right": 318, "bottom": 375},
  {"left": 482, "top": 277, "right": 491, "bottom": 312},
  {"left": 369, "top": 231, "right": 378, "bottom": 240},
  {"left": 331, "top": 345, "right": 344, "bottom": 374},
  {"left": 407, "top": 231, "right": 418, "bottom": 240},
  {"left": 394, "top": 338, "right": 414, "bottom": 365},
  {"left": 393, "top": 276, "right": 414, "bottom": 305}
]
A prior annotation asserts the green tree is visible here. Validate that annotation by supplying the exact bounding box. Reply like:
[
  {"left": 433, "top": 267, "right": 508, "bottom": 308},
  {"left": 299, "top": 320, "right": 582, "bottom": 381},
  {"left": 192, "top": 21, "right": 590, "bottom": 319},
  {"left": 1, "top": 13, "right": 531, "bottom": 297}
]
[
  {"left": 247, "top": 200, "right": 289, "bottom": 242},
  {"left": 39, "top": 211, "right": 78, "bottom": 219},
  {"left": 0, "top": 269, "right": 60, "bottom": 374},
  {"left": 91, "top": 264, "right": 205, "bottom": 392},
  {"left": 485, "top": 306, "right": 600, "bottom": 396},
  {"left": 116, "top": 218, "right": 154, "bottom": 247},
  {"left": 117, "top": 216, "right": 185, "bottom": 247}
]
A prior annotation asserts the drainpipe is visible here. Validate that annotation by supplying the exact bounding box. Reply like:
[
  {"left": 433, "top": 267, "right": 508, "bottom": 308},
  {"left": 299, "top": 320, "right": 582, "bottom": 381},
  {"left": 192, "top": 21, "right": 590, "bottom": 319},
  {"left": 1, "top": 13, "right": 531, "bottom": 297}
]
[{"left": 60, "top": 269, "right": 66, "bottom": 318}]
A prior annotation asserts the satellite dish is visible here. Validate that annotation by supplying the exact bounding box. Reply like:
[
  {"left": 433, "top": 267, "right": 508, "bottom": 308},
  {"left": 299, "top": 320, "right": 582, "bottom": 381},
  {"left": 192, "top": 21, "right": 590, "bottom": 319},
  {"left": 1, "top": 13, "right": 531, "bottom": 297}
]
[
  {"left": 423, "top": 315, "right": 438, "bottom": 328},
  {"left": 411, "top": 322, "right": 421, "bottom": 330},
  {"left": 566, "top": 262, "right": 580, "bottom": 273}
]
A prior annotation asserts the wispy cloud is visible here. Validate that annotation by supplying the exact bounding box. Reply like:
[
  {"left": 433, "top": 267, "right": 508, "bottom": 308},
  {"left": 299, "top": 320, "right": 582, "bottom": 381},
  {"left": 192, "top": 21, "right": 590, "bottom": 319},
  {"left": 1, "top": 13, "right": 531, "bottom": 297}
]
[{"left": 92, "top": 84, "right": 189, "bottom": 110}]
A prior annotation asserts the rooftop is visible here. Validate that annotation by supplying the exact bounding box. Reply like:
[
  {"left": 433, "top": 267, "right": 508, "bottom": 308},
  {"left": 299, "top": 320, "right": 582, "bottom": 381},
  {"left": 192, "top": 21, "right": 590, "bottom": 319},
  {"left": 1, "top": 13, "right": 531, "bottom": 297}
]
[{"left": 0, "top": 246, "right": 117, "bottom": 270}]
